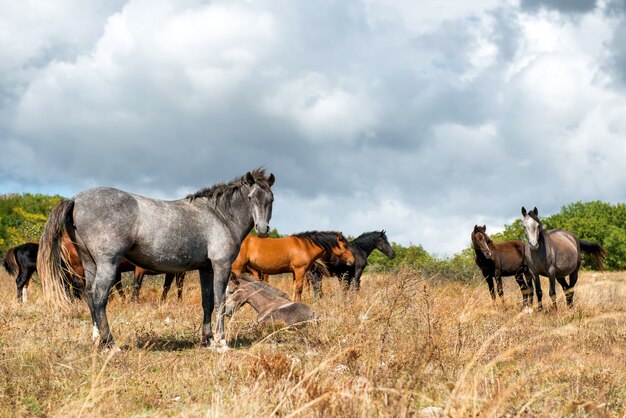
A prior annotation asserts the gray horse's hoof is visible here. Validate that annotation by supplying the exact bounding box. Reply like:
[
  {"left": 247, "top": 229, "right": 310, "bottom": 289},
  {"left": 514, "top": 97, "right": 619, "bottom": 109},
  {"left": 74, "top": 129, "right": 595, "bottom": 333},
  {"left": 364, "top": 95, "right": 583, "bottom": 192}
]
[{"left": 207, "top": 338, "right": 230, "bottom": 353}]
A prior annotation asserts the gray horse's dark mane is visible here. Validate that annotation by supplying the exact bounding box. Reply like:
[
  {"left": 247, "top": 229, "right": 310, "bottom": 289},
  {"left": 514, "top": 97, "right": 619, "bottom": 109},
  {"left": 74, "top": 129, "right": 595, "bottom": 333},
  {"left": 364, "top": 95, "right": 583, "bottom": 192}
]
[
  {"left": 186, "top": 168, "right": 271, "bottom": 203},
  {"left": 237, "top": 274, "right": 291, "bottom": 300},
  {"left": 292, "top": 231, "right": 346, "bottom": 253}
]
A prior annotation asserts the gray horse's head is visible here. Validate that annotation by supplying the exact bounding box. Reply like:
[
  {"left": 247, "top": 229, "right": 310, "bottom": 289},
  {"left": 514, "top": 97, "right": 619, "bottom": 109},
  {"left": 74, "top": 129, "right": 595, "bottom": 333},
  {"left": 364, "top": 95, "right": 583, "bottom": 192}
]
[
  {"left": 377, "top": 230, "right": 396, "bottom": 259},
  {"left": 471, "top": 225, "right": 492, "bottom": 259},
  {"left": 244, "top": 171, "right": 275, "bottom": 238},
  {"left": 521, "top": 207, "right": 541, "bottom": 250}
]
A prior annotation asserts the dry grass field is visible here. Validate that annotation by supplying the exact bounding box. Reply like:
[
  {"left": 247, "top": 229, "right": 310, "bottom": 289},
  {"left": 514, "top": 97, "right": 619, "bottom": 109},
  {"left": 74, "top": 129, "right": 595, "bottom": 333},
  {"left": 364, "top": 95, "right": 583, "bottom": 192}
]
[{"left": 0, "top": 268, "right": 625, "bottom": 417}]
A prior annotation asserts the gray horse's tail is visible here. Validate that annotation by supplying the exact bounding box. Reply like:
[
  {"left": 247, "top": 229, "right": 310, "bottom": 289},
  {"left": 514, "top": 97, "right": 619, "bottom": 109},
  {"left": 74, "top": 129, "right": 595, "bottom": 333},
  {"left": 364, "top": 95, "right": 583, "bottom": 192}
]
[
  {"left": 3, "top": 247, "right": 18, "bottom": 276},
  {"left": 579, "top": 239, "right": 608, "bottom": 271},
  {"left": 37, "top": 199, "right": 75, "bottom": 308}
]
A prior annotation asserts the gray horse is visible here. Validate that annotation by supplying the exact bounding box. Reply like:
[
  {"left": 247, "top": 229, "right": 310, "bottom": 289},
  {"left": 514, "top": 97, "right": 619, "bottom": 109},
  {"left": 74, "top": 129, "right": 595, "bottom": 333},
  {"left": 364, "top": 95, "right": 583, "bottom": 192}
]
[
  {"left": 38, "top": 169, "right": 275, "bottom": 351},
  {"left": 224, "top": 274, "right": 317, "bottom": 327},
  {"left": 521, "top": 207, "right": 607, "bottom": 310}
]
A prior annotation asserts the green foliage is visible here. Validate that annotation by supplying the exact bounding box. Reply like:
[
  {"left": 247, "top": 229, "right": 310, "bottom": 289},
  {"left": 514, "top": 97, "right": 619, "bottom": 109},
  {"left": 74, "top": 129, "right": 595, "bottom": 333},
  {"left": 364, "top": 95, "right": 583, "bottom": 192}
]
[{"left": 0, "top": 194, "right": 63, "bottom": 254}]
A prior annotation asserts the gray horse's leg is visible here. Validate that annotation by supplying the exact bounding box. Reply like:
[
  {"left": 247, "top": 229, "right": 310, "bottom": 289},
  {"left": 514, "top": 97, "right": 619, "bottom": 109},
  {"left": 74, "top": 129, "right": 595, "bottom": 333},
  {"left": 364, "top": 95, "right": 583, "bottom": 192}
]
[
  {"left": 548, "top": 275, "right": 558, "bottom": 310},
  {"left": 199, "top": 268, "right": 215, "bottom": 346},
  {"left": 529, "top": 271, "right": 543, "bottom": 311},
  {"left": 75, "top": 243, "right": 98, "bottom": 341},
  {"left": 566, "top": 270, "right": 578, "bottom": 306},
  {"left": 556, "top": 275, "right": 572, "bottom": 306},
  {"left": 211, "top": 261, "right": 231, "bottom": 351},
  {"left": 90, "top": 261, "right": 119, "bottom": 347}
]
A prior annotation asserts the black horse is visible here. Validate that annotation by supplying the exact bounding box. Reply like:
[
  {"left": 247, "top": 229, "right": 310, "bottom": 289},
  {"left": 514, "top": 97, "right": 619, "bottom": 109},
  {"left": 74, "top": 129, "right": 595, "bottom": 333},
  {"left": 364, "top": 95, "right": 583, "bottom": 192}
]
[{"left": 310, "top": 230, "right": 395, "bottom": 293}]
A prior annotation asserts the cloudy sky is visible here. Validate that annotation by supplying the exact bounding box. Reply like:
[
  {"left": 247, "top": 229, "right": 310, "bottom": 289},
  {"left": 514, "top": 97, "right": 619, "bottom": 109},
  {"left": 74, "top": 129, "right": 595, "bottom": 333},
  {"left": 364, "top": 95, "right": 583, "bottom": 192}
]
[{"left": 1, "top": 0, "right": 625, "bottom": 255}]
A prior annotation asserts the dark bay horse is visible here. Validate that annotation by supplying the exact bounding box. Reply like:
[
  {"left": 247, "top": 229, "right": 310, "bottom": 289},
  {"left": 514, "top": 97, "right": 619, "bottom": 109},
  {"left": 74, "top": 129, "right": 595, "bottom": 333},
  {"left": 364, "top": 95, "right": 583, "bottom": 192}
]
[
  {"left": 231, "top": 231, "right": 355, "bottom": 302},
  {"left": 310, "top": 230, "right": 395, "bottom": 292},
  {"left": 224, "top": 274, "right": 317, "bottom": 327},
  {"left": 38, "top": 169, "right": 275, "bottom": 351},
  {"left": 521, "top": 207, "right": 607, "bottom": 310},
  {"left": 3, "top": 235, "right": 124, "bottom": 302},
  {"left": 471, "top": 225, "right": 533, "bottom": 308}
]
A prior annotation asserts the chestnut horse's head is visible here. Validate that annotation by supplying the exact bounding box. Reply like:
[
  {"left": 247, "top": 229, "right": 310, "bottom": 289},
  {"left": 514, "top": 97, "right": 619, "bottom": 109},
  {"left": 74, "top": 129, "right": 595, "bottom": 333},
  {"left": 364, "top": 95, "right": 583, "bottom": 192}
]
[{"left": 331, "top": 232, "right": 355, "bottom": 266}]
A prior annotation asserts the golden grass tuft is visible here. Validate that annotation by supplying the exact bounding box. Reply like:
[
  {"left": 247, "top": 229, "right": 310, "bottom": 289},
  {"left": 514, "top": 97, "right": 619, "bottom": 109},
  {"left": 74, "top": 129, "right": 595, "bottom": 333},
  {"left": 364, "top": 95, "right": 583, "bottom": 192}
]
[{"left": 0, "top": 268, "right": 624, "bottom": 416}]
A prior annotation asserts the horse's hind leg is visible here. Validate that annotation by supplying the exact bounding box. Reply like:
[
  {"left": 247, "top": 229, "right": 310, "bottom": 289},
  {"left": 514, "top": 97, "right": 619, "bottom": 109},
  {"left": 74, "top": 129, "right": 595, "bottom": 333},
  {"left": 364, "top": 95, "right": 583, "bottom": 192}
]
[
  {"left": 176, "top": 273, "right": 185, "bottom": 301},
  {"left": 558, "top": 273, "right": 576, "bottom": 307},
  {"left": 514, "top": 271, "right": 530, "bottom": 309},
  {"left": 161, "top": 273, "right": 175, "bottom": 302},
  {"left": 112, "top": 271, "right": 125, "bottom": 300},
  {"left": 89, "top": 261, "right": 120, "bottom": 347},
  {"left": 132, "top": 270, "right": 145, "bottom": 303},
  {"left": 16, "top": 266, "right": 35, "bottom": 303}
]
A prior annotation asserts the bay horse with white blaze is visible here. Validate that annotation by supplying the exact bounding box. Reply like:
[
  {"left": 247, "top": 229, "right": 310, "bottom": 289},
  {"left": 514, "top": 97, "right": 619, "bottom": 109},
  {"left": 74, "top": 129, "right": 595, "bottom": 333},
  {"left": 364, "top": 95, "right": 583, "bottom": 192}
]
[
  {"left": 231, "top": 231, "right": 355, "bottom": 302},
  {"left": 471, "top": 225, "right": 533, "bottom": 308},
  {"left": 38, "top": 169, "right": 275, "bottom": 351},
  {"left": 521, "top": 207, "right": 607, "bottom": 310}
]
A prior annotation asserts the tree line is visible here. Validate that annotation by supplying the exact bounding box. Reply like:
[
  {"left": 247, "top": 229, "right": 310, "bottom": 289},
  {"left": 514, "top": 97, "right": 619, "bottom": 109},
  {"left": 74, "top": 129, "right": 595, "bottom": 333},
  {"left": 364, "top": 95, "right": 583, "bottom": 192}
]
[{"left": 1, "top": 195, "right": 624, "bottom": 278}]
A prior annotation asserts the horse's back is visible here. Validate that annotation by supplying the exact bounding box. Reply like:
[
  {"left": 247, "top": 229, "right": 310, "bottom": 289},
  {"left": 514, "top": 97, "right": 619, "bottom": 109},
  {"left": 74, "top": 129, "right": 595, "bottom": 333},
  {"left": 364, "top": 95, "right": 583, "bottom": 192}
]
[
  {"left": 546, "top": 229, "right": 580, "bottom": 273},
  {"left": 494, "top": 240, "right": 525, "bottom": 272},
  {"left": 241, "top": 235, "right": 302, "bottom": 271},
  {"left": 268, "top": 302, "right": 317, "bottom": 326}
]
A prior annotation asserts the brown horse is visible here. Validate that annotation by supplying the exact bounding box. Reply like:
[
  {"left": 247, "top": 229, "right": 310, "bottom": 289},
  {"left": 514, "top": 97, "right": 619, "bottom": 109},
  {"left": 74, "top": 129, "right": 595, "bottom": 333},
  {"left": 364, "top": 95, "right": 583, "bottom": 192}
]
[
  {"left": 231, "top": 231, "right": 355, "bottom": 302},
  {"left": 224, "top": 274, "right": 317, "bottom": 327},
  {"left": 471, "top": 225, "right": 533, "bottom": 308}
]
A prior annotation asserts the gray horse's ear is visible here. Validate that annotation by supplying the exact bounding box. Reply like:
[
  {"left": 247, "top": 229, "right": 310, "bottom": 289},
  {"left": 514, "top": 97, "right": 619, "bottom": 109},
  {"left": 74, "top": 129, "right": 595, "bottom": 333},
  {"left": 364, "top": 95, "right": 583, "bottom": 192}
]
[
  {"left": 268, "top": 173, "right": 275, "bottom": 187},
  {"left": 532, "top": 207, "right": 538, "bottom": 215},
  {"left": 245, "top": 172, "right": 255, "bottom": 186},
  {"left": 521, "top": 207, "right": 527, "bottom": 217}
]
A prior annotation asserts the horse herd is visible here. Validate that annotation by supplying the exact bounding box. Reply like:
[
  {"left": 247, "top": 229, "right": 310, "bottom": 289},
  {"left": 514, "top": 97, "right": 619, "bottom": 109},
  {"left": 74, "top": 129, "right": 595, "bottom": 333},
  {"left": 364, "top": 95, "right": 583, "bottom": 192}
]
[{"left": 1, "top": 169, "right": 607, "bottom": 351}]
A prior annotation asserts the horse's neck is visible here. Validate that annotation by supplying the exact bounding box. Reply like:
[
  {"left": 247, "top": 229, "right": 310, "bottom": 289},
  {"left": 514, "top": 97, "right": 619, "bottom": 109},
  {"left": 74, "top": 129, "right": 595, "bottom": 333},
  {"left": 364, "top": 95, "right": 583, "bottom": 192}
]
[
  {"left": 353, "top": 238, "right": 376, "bottom": 257},
  {"left": 215, "top": 195, "right": 254, "bottom": 243},
  {"left": 303, "top": 241, "right": 327, "bottom": 260}
]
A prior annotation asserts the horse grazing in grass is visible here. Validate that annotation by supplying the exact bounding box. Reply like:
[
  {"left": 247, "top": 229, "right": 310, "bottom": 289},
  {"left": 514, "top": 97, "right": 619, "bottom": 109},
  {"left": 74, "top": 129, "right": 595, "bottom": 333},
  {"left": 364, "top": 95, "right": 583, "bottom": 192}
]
[
  {"left": 231, "top": 231, "right": 355, "bottom": 302},
  {"left": 471, "top": 225, "right": 533, "bottom": 308},
  {"left": 38, "top": 169, "right": 275, "bottom": 351},
  {"left": 224, "top": 274, "right": 317, "bottom": 327},
  {"left": 310, "top": 230, "right": 395, "bottom": 292},
  {"left": 521, "top": 207, "right": 607, "bottom": 310},
  {"left": 3, "top": 234, "right": 125, "bottom": 303},
  {"left": 132, "top": 268, "right": 187, "bottom": 302}
]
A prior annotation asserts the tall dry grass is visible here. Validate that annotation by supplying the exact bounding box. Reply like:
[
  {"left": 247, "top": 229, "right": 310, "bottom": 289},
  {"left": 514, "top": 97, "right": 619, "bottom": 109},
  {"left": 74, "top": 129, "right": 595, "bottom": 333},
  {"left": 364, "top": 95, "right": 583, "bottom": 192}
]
[{"left": 0, "top": 268, "right": 624, "bottom": 417}]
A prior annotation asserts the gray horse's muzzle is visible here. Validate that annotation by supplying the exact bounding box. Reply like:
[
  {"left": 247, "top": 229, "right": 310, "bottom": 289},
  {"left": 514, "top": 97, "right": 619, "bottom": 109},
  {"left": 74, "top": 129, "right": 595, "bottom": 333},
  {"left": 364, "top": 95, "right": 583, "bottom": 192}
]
[{"left": 256, "top": 223, "right": 270, "bottom": 238}]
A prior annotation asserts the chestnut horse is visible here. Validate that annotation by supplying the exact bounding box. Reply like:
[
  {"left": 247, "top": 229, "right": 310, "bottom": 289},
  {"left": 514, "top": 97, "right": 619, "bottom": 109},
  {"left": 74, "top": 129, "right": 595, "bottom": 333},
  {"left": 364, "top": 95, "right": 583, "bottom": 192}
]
[
  {"left": 231, "top": 231, "right": 355, "bottom": 301},
  {"left": 471, "top": 225, "right": 533, "bottom": 308}
]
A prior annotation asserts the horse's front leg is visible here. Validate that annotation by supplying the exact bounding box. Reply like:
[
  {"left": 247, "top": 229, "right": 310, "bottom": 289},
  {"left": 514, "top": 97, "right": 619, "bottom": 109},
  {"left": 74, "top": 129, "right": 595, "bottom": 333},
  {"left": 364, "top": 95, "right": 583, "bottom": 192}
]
[
  {"left": 293, "top": 267, "right": 307, "bottom": 302},
  {"left": 198, "top": 268, "right": 214, "bottom": 347},
  {"left": 211, "top": 261, "right": 231, "bottom": 352},
  {"left": 548, "top": 270, "right": 558, "bottom": 310},
  {"left": 485, "top": 275, "right": 496, "bottom": 302},
  {"left": 352, "top": 265, "right": 365, "bottom": 291},
  {"left": 16, "top": 267, "right": 34, "bottom": 303},
  {"left": 494, "top": 267, "right": 504, "bottom": 301},
  {"left": 161, "top": 273, "right": 175, "bottom": 302}
]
